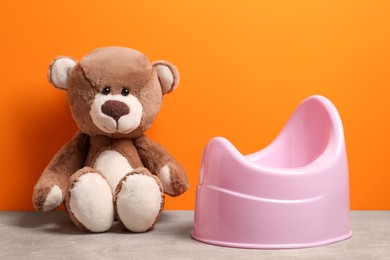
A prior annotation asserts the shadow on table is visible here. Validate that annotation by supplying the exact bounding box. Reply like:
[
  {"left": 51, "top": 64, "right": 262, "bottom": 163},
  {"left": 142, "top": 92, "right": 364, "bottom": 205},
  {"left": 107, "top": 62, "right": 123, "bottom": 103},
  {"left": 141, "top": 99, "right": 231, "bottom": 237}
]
[
  {"left": 15, "top": 211, "right": 84, "bottom": 235},
  {"left": 14, "top": 210, "right": 195, "bottom": 239}
]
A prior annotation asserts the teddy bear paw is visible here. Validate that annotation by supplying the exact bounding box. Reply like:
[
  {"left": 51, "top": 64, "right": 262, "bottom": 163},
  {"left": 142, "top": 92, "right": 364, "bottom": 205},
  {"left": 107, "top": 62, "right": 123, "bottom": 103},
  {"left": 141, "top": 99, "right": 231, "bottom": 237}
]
[
  {"left": 158, "top": 164, "right": 189, "bottom": 197},
  {"left": 115, "top": 170, "right": 164, "bottom": 232},
  {"left": 42, "top": 185, "right": 63, "bottom": 212},
  {"left": 158, "top": 165, "right": 175, "bottom": 195}
]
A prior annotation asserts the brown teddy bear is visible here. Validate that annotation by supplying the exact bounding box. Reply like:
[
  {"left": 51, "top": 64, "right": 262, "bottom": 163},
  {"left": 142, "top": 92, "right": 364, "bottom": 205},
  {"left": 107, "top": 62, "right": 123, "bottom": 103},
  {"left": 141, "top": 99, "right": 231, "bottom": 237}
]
[{"left": 33, "top": 47, "right": 189, "bottom": 233}]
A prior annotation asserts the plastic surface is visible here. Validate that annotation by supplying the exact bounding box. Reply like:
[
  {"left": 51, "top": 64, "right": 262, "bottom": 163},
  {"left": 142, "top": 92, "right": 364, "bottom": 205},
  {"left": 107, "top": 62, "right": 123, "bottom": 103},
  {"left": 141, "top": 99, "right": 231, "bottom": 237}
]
[{"left": 192, "top": 95, "right": 352, "bottom": 249}]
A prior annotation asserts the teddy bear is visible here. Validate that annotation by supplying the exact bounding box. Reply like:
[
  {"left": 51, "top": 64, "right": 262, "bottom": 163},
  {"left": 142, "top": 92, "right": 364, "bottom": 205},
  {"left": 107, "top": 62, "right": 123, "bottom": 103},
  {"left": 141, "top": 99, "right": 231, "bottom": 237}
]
[{"left": 32, "top": 46, "right": 189, "bottom": 233}]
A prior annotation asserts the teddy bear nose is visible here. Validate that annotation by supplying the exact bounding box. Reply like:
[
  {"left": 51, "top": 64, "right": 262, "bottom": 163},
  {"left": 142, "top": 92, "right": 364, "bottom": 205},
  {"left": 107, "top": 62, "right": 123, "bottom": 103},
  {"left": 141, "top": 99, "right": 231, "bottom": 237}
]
[{"left": 101, "top": 100, "right": 130, "bottom": 122}]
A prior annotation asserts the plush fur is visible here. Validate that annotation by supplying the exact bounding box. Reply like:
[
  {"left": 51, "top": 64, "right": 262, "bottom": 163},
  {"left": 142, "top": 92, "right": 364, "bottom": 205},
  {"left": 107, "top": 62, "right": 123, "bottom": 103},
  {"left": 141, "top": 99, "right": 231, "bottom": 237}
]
[{"left": 33, "top": 47, "right": 189, "bottom": 233}]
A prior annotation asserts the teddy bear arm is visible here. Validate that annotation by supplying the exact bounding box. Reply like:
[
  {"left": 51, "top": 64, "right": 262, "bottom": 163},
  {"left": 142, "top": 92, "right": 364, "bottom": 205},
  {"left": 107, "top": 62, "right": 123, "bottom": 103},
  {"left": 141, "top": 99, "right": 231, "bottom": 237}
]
[
  {"left": 133, "top": 135, "right": 189, "bottom": 196},
  {"left": 33, "top": 132, "right": 90, "bottom": 211}
]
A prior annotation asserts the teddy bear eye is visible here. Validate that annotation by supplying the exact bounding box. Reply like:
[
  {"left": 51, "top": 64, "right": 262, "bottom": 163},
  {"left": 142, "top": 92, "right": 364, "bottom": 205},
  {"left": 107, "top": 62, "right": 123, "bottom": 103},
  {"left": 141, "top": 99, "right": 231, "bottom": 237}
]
[
  {"left": 121, "top": 87, "right": 129, "bottom": 96},
  {"left": 102, "top": 86, "right": 111, "bottom": 95}
]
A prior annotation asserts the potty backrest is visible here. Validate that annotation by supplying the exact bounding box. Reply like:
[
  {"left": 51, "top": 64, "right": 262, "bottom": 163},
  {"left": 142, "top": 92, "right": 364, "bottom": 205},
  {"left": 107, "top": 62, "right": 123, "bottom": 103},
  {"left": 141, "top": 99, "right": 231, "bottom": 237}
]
[{"left": 250, "top": 95, "right": 343, "bottom": 168}]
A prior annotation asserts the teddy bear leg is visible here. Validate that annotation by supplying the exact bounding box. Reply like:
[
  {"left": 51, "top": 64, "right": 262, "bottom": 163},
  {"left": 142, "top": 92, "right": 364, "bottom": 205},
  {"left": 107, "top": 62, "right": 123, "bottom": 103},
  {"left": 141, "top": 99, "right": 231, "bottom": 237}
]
[
  {"left": 66, "top": 167, "right": 114, "bottom": 232},
  {"left": 114, "top": 167, "right": 164, "bottom": 233}
]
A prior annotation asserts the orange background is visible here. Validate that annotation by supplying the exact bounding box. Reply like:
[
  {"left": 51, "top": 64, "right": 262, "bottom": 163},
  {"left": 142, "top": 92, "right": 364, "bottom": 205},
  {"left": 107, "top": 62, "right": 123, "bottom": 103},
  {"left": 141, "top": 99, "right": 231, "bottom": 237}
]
[{"left": 0, "top": 1, "right": 389, "bottom": 210}]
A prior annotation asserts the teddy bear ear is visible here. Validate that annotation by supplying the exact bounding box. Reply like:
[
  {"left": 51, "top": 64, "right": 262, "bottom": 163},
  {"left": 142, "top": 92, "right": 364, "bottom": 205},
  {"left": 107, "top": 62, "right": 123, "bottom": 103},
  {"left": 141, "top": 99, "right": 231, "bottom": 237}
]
[
  {"left": 153, "top": 60, "right": 180, "bottom": 94},
  {"left": 48, "top": 57, "right": 77, "bottom": 90}
]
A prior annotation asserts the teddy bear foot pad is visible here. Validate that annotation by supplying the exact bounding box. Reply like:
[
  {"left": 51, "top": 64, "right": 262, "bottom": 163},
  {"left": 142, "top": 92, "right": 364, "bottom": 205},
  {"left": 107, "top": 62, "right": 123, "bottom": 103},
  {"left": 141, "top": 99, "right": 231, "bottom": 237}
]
[
  {"left": 115, "top": 170, "right": 164, "bottom": 233},
  {"left": 67, "top": 168, "right": 115, "bottom": 232}
]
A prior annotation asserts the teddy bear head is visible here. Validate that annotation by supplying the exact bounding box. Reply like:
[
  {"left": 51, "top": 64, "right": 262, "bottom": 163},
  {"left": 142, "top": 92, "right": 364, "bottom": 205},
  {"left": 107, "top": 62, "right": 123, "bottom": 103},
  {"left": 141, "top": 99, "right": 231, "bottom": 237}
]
[{"left": 48, "top": 47, "right": 179, "bottom": 138}]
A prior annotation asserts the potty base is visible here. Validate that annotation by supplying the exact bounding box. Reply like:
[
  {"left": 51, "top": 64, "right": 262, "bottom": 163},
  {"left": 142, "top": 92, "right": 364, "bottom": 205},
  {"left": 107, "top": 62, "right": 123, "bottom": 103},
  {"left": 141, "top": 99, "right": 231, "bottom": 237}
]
[{"left": 192, "top": 230, "right": 352, "bottom": 249}]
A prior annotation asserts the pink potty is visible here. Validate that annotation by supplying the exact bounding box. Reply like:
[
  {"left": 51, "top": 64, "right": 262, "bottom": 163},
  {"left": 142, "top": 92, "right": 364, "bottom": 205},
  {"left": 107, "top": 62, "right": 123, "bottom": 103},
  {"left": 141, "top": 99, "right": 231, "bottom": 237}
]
[{"left": 192, "top": 95, "right": 351, "bottom": 249}]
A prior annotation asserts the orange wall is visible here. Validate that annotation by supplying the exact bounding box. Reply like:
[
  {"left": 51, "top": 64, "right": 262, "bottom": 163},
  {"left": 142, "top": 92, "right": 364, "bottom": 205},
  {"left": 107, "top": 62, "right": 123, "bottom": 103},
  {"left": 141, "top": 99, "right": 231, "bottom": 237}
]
[{"left": 1, "top": 1, "right": 389, "bottom": 210}]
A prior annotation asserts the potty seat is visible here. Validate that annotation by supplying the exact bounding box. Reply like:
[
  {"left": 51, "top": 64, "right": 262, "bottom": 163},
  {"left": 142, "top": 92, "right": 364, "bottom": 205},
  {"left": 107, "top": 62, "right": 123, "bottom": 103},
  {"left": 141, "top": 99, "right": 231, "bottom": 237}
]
[{"left": 192, "top": 95, "right": 351, "bottom": 249}]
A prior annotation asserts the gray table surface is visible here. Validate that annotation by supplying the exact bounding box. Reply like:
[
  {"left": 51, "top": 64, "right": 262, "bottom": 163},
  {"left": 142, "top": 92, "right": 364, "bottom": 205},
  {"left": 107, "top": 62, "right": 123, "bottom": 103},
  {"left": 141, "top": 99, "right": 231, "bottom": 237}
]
[{"left": 0, "top": 210, "right": 389, "bottom": 259}]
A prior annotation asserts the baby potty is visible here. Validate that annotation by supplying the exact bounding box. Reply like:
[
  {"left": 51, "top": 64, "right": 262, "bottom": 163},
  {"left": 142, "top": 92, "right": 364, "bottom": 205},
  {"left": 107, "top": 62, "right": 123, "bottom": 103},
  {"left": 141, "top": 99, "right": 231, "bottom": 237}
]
[{"left": 192, "top": 95, "right": 352, "bottom": 249}]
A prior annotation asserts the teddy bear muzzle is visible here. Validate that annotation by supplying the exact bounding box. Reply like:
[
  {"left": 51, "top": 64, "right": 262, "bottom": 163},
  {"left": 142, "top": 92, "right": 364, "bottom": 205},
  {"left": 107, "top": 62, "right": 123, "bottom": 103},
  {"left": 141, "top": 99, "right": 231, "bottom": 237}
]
[
  {"left": 101, "top": 100, "right": 130, "bottom": 122},
  {"left": 89, "top": 93, "right": 144, "bottom": 134}
]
